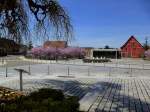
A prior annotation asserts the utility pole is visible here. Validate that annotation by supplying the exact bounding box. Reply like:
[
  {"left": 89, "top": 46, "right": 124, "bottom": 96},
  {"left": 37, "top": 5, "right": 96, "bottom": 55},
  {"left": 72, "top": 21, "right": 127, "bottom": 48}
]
[{"left": 144, "top": 37, "right": 149, "bottom": 51}]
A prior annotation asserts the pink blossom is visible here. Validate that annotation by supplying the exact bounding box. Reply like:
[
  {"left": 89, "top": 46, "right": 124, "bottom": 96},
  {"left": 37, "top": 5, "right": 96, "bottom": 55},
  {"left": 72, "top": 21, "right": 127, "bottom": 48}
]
[
  {"left": 145, "top": 50, "right": 150, "bottom": 58},
  {"left": 28, "top": 47, "right": 85, "bottom": 59}
]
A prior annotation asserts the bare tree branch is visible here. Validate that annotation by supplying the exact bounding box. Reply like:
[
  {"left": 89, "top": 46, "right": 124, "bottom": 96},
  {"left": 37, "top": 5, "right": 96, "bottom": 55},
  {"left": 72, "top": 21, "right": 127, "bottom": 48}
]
[{"left": 0, "top": 0, "right": 73, "bottom": 44}]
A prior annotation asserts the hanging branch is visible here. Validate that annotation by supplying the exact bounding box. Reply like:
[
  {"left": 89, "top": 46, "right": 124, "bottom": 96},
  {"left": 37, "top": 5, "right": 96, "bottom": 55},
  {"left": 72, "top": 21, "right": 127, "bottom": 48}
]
[{"left": 0, "top": 0, "right": 73, "bottom": 44}]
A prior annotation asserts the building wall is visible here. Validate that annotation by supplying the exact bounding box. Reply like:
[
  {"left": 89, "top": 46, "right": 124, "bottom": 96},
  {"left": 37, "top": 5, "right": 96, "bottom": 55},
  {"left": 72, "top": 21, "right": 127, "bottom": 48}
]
[
  {"left": 83, "top": 48, "right": 121, "bottom": 59},
  {"left": 82, "top": 47, "right": 93, "bottom": 58},
  {"left": 92, "top": 49, "right": 121, "bottom": 59},
  {"left": 121, "top": 37, "right": 145, "bottom": 58},
  {"left": 43, "top": 41, "right": 67, "bottom": 48}
]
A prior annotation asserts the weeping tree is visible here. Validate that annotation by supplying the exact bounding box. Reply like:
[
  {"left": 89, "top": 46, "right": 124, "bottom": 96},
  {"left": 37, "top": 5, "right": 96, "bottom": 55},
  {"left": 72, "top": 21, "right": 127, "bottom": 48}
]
[{"left": 0, "top": 0, "right": 73, "bottom": 44}]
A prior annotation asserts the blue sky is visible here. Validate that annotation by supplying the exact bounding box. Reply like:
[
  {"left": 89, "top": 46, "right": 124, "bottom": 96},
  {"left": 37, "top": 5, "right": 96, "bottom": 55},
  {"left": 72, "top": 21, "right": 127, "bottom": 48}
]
[{"left": 58, "top": 0, "right": 150, "bottom": 48}]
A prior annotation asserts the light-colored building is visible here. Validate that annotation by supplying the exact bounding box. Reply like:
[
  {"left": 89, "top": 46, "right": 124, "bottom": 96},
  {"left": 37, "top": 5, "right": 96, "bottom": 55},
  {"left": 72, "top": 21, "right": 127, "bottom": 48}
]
[
  {"left": 91, "top": 48, "right": 121, "bottom": 59},
  {"left": 82, "top": 47, "right": 94, "bottom": 58},
  {"left": 83, "top": 47, "right": 121, "bottom": 59}
]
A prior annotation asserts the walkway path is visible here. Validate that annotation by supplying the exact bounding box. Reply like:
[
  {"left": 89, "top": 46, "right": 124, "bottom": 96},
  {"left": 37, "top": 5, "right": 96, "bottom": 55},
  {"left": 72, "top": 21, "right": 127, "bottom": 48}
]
[
  {"left": 86, "top": 78, "right": 150, "bottom": 112},
  {"left": 1, "top": 76, "right": 150, "bottom": 112}
]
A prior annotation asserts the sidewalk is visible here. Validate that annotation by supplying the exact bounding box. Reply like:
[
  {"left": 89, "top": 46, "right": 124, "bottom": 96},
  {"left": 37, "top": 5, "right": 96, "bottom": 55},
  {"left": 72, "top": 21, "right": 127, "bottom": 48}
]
[{"left": 20, "top": 56, "right": 150, "bottom": 69}]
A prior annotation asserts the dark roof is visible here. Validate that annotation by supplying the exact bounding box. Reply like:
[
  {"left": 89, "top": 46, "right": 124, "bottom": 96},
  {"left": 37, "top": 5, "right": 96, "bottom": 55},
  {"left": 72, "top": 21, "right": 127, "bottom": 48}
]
[
  {"left": 121, "top": 36, "right": 143, "bottom": 49},
  {"left": 81, "top": 47, "right": 94, "bottom": 49},
  {"left": 93, "top": 48, "right": 121, "bottom": 51}
]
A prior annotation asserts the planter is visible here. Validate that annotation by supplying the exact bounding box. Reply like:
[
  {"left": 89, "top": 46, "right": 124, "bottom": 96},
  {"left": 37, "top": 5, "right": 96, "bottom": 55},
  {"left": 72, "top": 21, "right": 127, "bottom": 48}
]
[
  {"left": 0, "top": 87, "right": 24, "bottom": 102},
  {"left": 83, "top": 58, "right": 111, "bottom": 63}
]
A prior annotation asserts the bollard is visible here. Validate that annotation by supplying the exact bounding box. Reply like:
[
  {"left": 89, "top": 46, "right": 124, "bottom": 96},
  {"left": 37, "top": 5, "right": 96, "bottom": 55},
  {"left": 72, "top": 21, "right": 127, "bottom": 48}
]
[
  {"left": 20, "top": 71, "right": 23, "bottom": 91},
  {"left": 5, "top": 66, "right": 8, "bottom": 77},
  {"left": 109, "top": 67, "right": 111, "bottom": 77},
  {"left": 51, "top": 65, "right": 53, "bottom": 75},
  {"left": 88, "top": 67, "right": 90, "bottom": 76},
  {"left": 67, "top": 66, "right": 70, "bottom": 76},
  {"left": 28, "top": 64, "right": 31, "bottom": 75},
  {"left": 48, "top": 65, "right": 50, "bottom": 75},
  {"left": 130, "top": 68, "right": 132, "bottom": 77}
]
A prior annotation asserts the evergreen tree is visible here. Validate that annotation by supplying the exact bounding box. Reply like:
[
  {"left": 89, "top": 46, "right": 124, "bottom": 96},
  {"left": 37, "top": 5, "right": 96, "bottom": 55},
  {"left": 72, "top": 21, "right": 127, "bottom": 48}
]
[
  {"left": 104, "top": 45, "right": 110, "bottom": 49},
  {"left": 28, "top": 41, "right": 33, "bottom": 50}
]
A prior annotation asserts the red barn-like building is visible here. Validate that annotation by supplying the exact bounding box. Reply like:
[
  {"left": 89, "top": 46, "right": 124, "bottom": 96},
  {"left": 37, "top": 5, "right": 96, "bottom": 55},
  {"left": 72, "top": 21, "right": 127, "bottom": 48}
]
[{"left": 121, "top": 36, "right": 145, "bottom": 58}]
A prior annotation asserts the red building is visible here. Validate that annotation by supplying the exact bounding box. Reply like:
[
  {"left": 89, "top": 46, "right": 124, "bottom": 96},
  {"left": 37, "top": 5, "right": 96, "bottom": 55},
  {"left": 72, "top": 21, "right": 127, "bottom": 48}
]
[{"left": 121, "top": 36, "right": 145, "bottom": 58}]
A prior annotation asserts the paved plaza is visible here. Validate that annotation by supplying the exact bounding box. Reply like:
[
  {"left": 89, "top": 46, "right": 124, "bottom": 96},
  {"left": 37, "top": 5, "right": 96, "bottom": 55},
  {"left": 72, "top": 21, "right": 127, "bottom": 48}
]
[
  {"left": 1, "top": 76, "right": 150, "bottom": 112},
  {"left": 0, "top": 56, "right": 150, "bottom": 112}
]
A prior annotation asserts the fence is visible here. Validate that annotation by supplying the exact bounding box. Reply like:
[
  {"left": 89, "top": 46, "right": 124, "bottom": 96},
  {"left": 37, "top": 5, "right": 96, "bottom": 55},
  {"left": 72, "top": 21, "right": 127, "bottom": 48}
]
[
  {"left": 0, "top": 62, "right": 150, "bottom": 78},
  {"left": 1, "top": 58, "right": 150, "bottom": 68},
  {"left": 0, "top": 61, "right": 150, "bottom": 97}
]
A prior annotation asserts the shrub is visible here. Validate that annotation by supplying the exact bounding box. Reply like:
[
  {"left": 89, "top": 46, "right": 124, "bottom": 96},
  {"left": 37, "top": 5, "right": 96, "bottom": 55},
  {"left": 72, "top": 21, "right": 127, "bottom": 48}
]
[
  {"left": 28, "top": 89, "right": 64, "bottom": 101},
  {"left": 0, "top": 88, "right": 81, "bottom": 112},
  {"left": 83, "top": 58, "right": 111, "bottom": 63}
]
